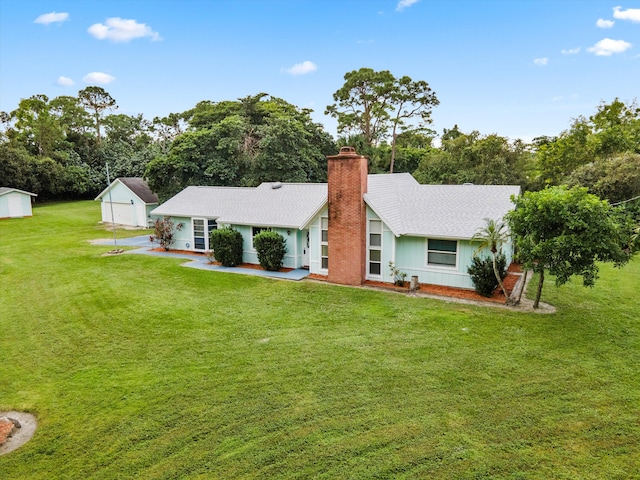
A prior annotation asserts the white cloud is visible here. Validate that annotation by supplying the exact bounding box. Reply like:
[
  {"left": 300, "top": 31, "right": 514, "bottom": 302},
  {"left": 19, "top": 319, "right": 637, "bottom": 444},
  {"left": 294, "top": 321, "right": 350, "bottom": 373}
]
[
  {"left": 613, "top": 6, "right": 640, "bottom": 23},
  {"left": 283, "top": 61, "right": 317, "bottom": 75},
  {"left": 396, "top": 0, "right": 420, "bottom": 12},
  {"left": 57, "top": 76, "right": 74, "bottom": 86},
  {"left": 596, "top": 18, "right": 615, "bottom": 28},
  {"left": 534, "top": 57, "right": 549, "bottom": 66},
  {"left": 83, "top": 72, "right": 116, "bottom": 85},
  {"left": 34, "top": 12, "right": 69, "bottom": 25},
  {"left": 587, "top": 38, "right": 632, "bottom": 56},
  {"left": 88, "top": 17, "right": 161, "bottom": 42},
  {"left": 561, "top": 47, "right": 581, "bottom": 55}
]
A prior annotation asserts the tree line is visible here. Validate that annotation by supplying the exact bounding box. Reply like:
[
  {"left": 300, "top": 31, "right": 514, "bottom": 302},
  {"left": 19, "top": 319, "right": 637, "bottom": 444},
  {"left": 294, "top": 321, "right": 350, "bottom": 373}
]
[{"left": 1, "top": 68, "right": 639, "bottom": 215}]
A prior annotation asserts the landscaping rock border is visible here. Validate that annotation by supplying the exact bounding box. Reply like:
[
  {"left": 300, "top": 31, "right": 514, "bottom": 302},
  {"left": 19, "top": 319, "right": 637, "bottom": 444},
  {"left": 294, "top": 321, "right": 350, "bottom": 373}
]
[{"left": 0, "top": 411, "right": 37, "bottom": 456}]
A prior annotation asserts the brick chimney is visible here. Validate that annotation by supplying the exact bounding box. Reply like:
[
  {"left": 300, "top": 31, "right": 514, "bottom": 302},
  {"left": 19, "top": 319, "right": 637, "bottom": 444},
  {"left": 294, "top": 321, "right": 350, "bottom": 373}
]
[{"left": 327, "top": 146, "right": 368, "bottom": 286}]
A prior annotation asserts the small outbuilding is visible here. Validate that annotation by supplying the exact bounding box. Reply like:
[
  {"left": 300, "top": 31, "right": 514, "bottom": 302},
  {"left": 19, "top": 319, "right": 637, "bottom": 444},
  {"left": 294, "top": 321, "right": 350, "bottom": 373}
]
[
  {"left": 95, "top": 177, "right": 159, "bottom": 228},
  {"left": 0, "top": 187, "right": 37, "bottom": 219}
]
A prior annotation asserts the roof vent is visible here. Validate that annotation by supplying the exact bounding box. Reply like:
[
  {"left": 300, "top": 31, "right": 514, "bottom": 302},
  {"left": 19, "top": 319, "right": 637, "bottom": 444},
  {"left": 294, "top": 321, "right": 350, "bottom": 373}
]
[
  {"left": 272, "top": 182, "right": 282, "bottom": 189},
  {"left": 463, "top": 182, "right": 474, "bottom": 186}
]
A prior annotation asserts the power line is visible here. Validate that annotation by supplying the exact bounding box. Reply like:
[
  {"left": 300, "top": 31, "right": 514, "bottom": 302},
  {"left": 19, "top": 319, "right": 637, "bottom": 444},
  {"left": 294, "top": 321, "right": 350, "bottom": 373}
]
[{"left": 611, "top": 194, "right": 640, "bottom": 206}]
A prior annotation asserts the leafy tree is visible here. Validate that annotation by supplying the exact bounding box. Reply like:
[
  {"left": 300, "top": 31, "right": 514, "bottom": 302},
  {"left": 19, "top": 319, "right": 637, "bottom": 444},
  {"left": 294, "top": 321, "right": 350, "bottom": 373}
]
[
  {"left": 388, "top": 76, "right": 439, "bottom": 173},
  {"left": 414, "top": 128, "right": 531, "bottom": 187},
  {"left": 145, "top": 94, "right": 335, "bottom": 198},
  {"left": 9, "top": 94, "right": 64, "bottom": 157},
  {"left": 325, "top": 68, "right": 396, "bottom": 146},
  {"left": 472, "top": 218, "right": 511, "bottom": 303},
  {"left": 325, "top": 68, "right": 439, "bottom": 172},
  {"left": 506, "top": 186, "right": 634, "bottom": 309},
  {"left": 78, "top": 86, "right": 117, "bottom": 143},
  {"left": 535, "top": 99, "right": 640, "bottom": 186},
  {"left": 566, "top": 153, "right": 640, "bottom": 204}
]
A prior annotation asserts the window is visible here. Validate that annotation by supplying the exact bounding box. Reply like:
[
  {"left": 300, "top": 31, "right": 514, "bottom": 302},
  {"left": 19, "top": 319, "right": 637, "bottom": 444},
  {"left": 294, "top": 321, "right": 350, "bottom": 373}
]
[
  {"left": 193, "top": 219, "right": 206, "bottom": 250},
  {"left": 368, "top": 219, "right": 382, "bottom": 276},
  {"left": 320, "top": 217, "right": 328, "bottom": 270},
  {"left": 252, "top": 227, "right": 269, "bottom": 249},
  {"left": 193, "top": 219, "right": 217, "bottom": 251},
  {"left": 427, "top": 239, "right": 457, "bottom": 267}
]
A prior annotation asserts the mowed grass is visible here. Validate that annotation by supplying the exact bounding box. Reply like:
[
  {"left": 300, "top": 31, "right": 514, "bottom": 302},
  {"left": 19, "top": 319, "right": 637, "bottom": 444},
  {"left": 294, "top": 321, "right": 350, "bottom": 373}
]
[{"left": 1, "top": 201, "right": 639, "bottom": 479}]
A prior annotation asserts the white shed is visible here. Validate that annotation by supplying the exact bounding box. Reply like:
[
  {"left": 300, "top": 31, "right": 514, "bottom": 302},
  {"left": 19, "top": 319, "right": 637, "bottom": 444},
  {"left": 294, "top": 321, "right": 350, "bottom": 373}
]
[
  {"left": 95, "top": 177, "right": 159, "bottom": 227},
  {"left": 0, "top": 187, "right": 37, "bottom": 218}
]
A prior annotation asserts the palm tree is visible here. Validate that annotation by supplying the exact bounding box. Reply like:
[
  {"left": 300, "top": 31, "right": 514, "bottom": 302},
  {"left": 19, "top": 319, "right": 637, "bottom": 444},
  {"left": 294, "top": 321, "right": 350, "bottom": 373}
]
[{"left": 472, "top": 218, "right": 511, "bottom": 304}]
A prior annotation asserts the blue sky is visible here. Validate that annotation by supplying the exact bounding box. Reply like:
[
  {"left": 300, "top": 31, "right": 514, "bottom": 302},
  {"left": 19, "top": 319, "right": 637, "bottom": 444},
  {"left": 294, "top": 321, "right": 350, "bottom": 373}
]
[{"left": 1, "top": 0, "right": 638, "bottom": 142}]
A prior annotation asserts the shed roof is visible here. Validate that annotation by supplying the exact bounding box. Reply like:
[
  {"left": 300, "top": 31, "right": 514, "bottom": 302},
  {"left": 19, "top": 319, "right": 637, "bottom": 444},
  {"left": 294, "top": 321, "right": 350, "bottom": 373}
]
[
  {"left": 95, "top": 177, "right": 159, "bottom": 204},
  {"left": 0, "top": 187, "right": 37, "bottom": 197}
]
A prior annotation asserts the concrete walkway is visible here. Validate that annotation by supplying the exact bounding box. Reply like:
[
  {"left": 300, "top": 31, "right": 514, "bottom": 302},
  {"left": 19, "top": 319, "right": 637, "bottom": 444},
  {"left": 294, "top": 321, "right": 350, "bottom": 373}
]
[{"left": 94, "top": 236, "right": 310, "bottom": 281}]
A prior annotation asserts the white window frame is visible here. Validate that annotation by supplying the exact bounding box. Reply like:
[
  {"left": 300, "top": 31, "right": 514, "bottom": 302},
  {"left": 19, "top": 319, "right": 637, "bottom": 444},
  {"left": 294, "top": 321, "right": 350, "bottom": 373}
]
[
  {"left": 193, "top": 218, "right": 217, "bottom": 251},
  {"left": 367, "top": 219, "right": 383, "bottom": 279},
  {"left": 425, "top": 238, "right": 458, "bottom": 269},
  {"left": 320, "top": 217, "right": 329, "bottom": 272}
]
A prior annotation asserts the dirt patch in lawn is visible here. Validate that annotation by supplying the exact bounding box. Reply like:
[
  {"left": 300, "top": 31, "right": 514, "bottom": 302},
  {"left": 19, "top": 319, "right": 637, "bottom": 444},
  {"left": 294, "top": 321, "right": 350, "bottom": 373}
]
[{"left": 0, "top": 411, "right": 37, "bottom": 456}]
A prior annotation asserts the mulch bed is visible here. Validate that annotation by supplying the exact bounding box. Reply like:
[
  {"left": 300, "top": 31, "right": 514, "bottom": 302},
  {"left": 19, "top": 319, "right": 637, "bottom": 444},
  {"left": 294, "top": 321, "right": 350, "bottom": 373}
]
[{"left": 309, "top": 266, "right": 523, "bottom": 304}]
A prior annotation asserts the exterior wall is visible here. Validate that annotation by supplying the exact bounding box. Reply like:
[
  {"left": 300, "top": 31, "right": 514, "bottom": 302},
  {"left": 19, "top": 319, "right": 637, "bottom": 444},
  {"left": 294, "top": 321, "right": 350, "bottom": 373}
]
[
  {"left": 308, "top": 207, "right": 328, "bottom": 276},
  {"left": 152, "top": 215, "right": 303, "bottom": 268},
  {"left": 365, "top": 208, "right": 395, "bottom": 283},
  {"left": 394, "top": 236, "right": 480, "bottom": 290},
  {"left": 0, "top": 192, "right": 33, "bottom": 218},
  {"left": 238, "top": 225, "right": 300, "bottom": 269},
  {"left": 327, "top": 148, "right": 368, "bottom": 285},
  {"left": 0, "top": 193, "right": 31, "bottom": 218},
  {"left": 99, "top": 181, "right": 153, "bottom": 227}
]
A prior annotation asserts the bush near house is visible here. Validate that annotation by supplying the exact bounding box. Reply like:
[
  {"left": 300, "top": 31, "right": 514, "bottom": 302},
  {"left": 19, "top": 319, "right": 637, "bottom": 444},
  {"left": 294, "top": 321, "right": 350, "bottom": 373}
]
[
  {"left": 150, "top": 217, "right": 183, "bottom": 251},
  {"left": 209, "top": 227, "right": 243, "bottom": 266},
  {"left": 254, "top": 231, "right": 287, "bottom": 271},
  {"left": 468, "top": 253, "right": 507, "bottom": 297}
]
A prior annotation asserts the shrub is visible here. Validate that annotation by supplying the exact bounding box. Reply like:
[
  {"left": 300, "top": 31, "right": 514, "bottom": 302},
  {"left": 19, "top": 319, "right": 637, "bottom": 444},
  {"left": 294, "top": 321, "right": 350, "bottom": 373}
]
[
  {"left": 468, "top": 253, "right": 507, "bottom": 297},
  {"left": 209, "top": 227, "right": 244, "bottom": 266},
  {"left": 253, "top": 231, "right": 287, "bottom": 271},
  {"left": 388, "top": 261, "right": 408, "bottom": 286},
  {"left": 150, "top": 217, "right": 183, "bottom": 251}
]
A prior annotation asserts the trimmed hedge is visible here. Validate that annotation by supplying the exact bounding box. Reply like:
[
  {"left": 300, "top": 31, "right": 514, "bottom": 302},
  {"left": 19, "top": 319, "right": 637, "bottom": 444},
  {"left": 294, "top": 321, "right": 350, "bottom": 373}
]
[
  {"left": 209, "top": 227, "right": 243, "bottom": 266},
  {"left": 254, "top": 231, "right": 287, "bottom": 271},
  {"left": 467, "top": 253, "right": 507, "bottom": 297}
]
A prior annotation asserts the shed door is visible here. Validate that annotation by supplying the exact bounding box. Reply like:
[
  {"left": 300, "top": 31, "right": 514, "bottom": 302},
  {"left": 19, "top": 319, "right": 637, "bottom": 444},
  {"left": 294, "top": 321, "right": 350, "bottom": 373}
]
[
  {"left": 7, "top": 194, "right": 22, "bottom": 217},
  {"left": 104, "top": 202, "right": 133, "bottom": 225}
]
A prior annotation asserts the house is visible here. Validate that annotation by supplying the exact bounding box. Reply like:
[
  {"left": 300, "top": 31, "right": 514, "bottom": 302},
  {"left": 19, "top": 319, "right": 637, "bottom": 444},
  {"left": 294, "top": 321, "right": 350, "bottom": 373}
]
[
  {"left": 95, "top": 177, "right": 159, "bottom": 228},
  {"left": 151, "top": 147, "right": 520, "bottom": 289},
  {"left": 0, "top": 187, "right": 37, "bottom": 219}
]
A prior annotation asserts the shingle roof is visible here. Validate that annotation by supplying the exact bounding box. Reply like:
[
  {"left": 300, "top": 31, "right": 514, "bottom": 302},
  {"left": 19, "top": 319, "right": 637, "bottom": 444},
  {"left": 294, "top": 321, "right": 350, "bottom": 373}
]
[
  {"left": 0, "top": 187, "right": 37, "bottom": 197},
  {"left": 150, "top": 186, "right": 253, "bottom": 219},
  {"left": 151, "top": 174, "right": 520, "bottom": 239},
  {"left": 365, "top": 184, "right": 520, "bottom": 239},
  {"left": 216, "top": 182, "right": 328, "bottom": 229},
  {"left": 94, "top": 178, "right": 158, "bottom": 204},
  {"left": 119, "top": 178, "right": 159, "bottom": 204}
]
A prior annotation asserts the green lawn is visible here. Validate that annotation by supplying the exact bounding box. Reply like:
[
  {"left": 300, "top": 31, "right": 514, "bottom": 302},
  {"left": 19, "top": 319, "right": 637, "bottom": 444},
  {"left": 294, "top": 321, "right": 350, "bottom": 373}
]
[{"left": 1, "top": 201, "right": 639, "bottom": 479}]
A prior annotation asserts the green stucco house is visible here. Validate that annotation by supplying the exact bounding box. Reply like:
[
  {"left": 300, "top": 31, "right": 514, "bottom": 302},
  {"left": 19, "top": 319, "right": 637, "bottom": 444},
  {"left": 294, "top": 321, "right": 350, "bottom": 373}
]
[{"left": 151, "top": 148, "right": 520, "bottom": 289}]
